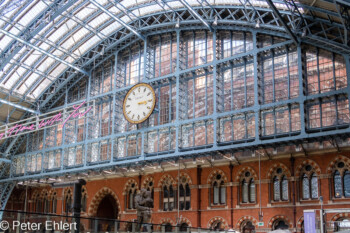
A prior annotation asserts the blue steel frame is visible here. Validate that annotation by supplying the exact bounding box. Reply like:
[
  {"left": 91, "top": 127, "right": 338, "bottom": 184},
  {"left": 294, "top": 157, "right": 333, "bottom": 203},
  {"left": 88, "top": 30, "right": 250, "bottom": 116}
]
[{"left": 1, "top": 0, "right": 350, "bottom": 219}]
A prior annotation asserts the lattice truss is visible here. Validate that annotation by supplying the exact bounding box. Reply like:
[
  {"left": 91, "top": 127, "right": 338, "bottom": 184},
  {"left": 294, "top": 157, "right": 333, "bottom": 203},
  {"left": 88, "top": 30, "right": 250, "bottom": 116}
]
[{"left": 0, "top": 0, "right": 349, "bottom": 216}]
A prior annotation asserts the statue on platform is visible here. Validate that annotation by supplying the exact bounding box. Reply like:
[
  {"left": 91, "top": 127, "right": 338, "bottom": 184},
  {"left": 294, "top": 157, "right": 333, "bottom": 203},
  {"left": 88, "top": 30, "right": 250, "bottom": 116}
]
[{"left": 135, "top": 188, "right": 153, "bottom": 231}]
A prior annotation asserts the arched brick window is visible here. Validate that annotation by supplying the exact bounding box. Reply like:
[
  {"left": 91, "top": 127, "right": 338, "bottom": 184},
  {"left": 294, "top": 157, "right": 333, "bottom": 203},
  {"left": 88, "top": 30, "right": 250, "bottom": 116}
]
[
  {"left": 50, "top": 191, "right": 57, "bottom": 213},
  {"left": 42, "top": 191, "right": 49, "bottom": 213},
  {"left": 124, "top": 180, "right": 138, "bottom": 210},
  {"left": 300, "top": 164, "right": 319, "bottom": 199},
  {"left": 241, "top": 171, "right": 256, "bottom": 203},
  {"left": 271, "top": 167, "right": 289, "bottom": 201},
  {"left": 209, "top": 171, "right": 227, "bottom": 205},
  {"left": 159, "top": 175, "right": 176, "bottom": 211},
  {"left": 32, "top": 192, "right": 41, "bottom": 213},
  {"left": 63, "top": 189, "right": 72, "bottom": 213},
  {"left": 332, "top": 161, "right": 350, "bottom": 198},
  {"left": 81, "top": 187, "right": 87, "bottom": 212},
  {"left": 179, "top": 175, "right": 191, "bottom": 210}
]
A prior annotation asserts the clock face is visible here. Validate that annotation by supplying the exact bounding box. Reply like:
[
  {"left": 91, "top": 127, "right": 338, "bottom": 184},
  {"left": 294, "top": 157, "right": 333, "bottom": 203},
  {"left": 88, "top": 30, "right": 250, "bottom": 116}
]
[{"left": 123, "top": 83, "right": 156, "bottom": 124}]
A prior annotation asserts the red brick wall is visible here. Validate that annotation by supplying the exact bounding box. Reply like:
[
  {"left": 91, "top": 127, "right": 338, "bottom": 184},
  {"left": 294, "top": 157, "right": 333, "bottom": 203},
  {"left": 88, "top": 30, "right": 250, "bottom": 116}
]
[{"left": 7, "top": 151, "right": 350, "bottom": 232}]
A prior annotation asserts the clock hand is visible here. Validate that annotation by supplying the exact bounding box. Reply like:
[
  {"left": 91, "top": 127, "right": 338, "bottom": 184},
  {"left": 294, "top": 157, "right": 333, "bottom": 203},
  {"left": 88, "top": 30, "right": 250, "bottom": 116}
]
[{"left": 138, "top": 101, "right": 147, "bottom": 105}]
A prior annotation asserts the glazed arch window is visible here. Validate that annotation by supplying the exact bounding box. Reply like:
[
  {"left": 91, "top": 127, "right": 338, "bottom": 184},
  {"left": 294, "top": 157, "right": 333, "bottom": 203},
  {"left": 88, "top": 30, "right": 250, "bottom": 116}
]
[
  {"left": 333, "top": 161, "right": 350, "bottom": 198},
  {"left": 179, "top": 176, "right": 191, "bottom": 210},
  {"left": 212, "top": 174, "right": 226, "bottom": 205},
  {"left": 301, "top": 165, "right": 319, "bottom": 200},
  {"left": 161, "top": 178, "right": 176, "bottom": 211},
  {"left": 241, "top": 171, "right": 256, "bottom": 203},
  {"left": 81, "top": 187, "right": 87, "bottom": 212},
  {"left": 63, "top": 189, "right": 72, "bottom": 213},
  {"left": 50, "top": 192, "right": 57, "bottom": 213},
  {"left": 33, "top": 193, "right": 41, "bottom": 213},
  {"left": 42, "top": 192, "right": 49, "bottom": 213},
  {"left": 126, "top": 182, "right": 138, "bottom": 210},
  {"left": 272, "top": 168, "right": 289, "bottom": 201}
]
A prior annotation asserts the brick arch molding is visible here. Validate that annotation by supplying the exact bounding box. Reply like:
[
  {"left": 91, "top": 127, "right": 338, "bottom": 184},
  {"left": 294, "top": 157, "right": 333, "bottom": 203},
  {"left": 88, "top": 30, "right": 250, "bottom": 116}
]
[
  {"left": 295, "top": 159, "right": 321, "bottom": 177},
  {"left": 327, "top": 155, "right": 350, "bottom": 174},
  {"left": 176, "top": 172, "right": 193, "bottom": 184},
  {"left": 207, "top": 169, "right": 228, "bottom": 184},
  {"left": 331, "top": 213, "right": 350, "bottom": 221},
  {"left": 123, "top": 178, "right": 139, "bottom": 195},
  {"left": 267, "top": 163, "right": 291, "bottom": 179},
  {"left": 235, "top": 166, "right": 258, "bottom": 182},
  {"left": 268, "top": 215, "right": 293, "bottom": 229},
  {"left": 142, "top": 176, "right": 154, "bottom": 189},
  {"left": 208, "top": 216, "right": 229, "bottom": 229},
  {"left": 88, "top": 187, "right": 121, "bottom": 218},
  {"left": 158, "top": 174, "right": 176, "bottom": 187},
  {"left": 236, "top": 216, "right": 258, "bottom": 229}
]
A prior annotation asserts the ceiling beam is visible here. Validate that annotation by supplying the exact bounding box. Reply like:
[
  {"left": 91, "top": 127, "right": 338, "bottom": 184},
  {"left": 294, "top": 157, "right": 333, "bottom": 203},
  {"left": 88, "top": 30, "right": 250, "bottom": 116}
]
[
  {"left": 266, "top": 0, "right": 299, "bottom": 45},
  {"left": 89, "top": 0, "right": 145, "bottom": 41},
  {"left": 178, "top": 0, "right": 214, "bottom": 32},
  {"left": 0, "top": 28, "right": 88, "bottom": 76},
  {"left": 0, "top": 98, "right": 39, "bottom": 115}
]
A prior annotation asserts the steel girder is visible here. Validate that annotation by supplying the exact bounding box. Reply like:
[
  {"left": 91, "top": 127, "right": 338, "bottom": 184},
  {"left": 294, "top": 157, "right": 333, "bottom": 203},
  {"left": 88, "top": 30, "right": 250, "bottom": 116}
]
[
  {"left": 0, "top": 181, "right": 14, "bottom": 220},
  {"left": 1, "top": 4, "right": 349, "bottom": 157},
  {"left": 1, "top": 32, "right": 350, "bottom": 183},
  {"left": 0, "top": 1, "right": 348, "bottom": 101},
  {"left": 0, "top": 2, "right": 350, "bottom": 176}
]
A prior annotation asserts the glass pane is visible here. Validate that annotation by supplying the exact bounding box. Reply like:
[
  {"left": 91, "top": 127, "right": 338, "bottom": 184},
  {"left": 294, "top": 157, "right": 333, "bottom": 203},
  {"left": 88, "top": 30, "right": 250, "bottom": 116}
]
[
  {"left": 213, "top": 182, "right": 219, "bottom": 204},
  {"left": 242, "top": 181, "right": 248, "bottom": 203},
  {"left": 249, "top": 179, "right": 255, "bottom": 202},
  {"left": 273, "top": 177, "right": 280, "bottom": 201},
  {"left": 334, "top": 171, "right": 342, "bottom": 198},
  {"left": 282, "top": 176, "right": 288, "bottom": 200},
  {"left": 220, "top": 184, "right": 226, "bottom": 204},
  {"left": 344, "top": 171, "right": 350, "bottom": 197},
  {"left": 311, "top": 174, "right": 318, "bottom": 199},
  {"left": 302, "top": 174, "right": 310, "bottom": 199}
]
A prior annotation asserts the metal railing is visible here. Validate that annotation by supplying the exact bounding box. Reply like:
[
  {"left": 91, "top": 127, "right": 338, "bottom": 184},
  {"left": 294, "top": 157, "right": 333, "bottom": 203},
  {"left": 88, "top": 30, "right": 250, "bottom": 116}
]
[{"left": 0, "top": 209, "right": 226, "bottom": 233}]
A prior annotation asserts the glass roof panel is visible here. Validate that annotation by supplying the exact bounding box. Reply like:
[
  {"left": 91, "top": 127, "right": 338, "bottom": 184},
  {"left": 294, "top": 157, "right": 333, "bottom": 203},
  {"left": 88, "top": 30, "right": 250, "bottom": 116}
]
[
  {"left": 31, "top": 77, "right": 52, "bottom": 99},
  {"left": 0, "top": 0, "right": 342, "bottom": 103},
  {"left": 16, "top": 1, "right": 46, "bottom": 30},
  {"left": 16, "top": 73, "right": 40, "bottom": 95}
]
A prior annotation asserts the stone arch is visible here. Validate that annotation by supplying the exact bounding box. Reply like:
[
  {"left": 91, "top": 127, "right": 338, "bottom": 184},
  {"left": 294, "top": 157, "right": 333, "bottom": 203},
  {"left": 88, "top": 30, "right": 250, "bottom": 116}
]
[
  {"left": 297, "top": 216, "right": 304, "bottom": 231},
  {"left": 63, "top": 187, "right": 73, "bottom": 197},
  {"left": 179, "top": 217, "right": 192, "bottom": 227},
  {"left": 268, "top": 215, "right": 293, "bottom": 229},
  {"left": 295, "top": 159, "right": 321, "bottom": 177},
  {"left": 207, "top": 169, "right": 228, "bottom": 184},
  {"left": 208, "top": 216, "right": 229, "bottom": 229},
  {"left": 31, "top": 189, "right": 40, "bottom": 199},
  {"left": 158, "top": 218, "right": 176, "bottom": 230},
  {"left": 123, "top": 178, "right": 139, "bottom": 195},
  {"left": 331, "top": 213, "right": 350, "bottom": 221},
  {"left": 40, "top": 189, "right": 49, "bottom": 198},
  {"left": 235, "top": 166, "right": 258, "bottom": 182},
  {"left": 176, "top": 172, "right": 193, "bottom": 184},
  {"left": 327, "top": 155, "right": 350, "bottom": 174},
  {"left": 88, "top": 187, "right": 121, "bottom": 218},
  {"left": 236, "top": 216, "right": 258, "bottom": 228},
  {"left": 142, "top": 176, "right": 154, "bottom": 189},
  {"left": 158, "top": 174, "right": 176, "bottom": 187},
  {"left": 267, "top": 163, "right": 291, "bottom": 179}
]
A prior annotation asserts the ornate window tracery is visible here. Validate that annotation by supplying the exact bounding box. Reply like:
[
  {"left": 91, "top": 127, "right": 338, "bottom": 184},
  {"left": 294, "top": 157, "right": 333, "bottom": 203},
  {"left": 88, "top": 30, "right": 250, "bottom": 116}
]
[
  {"left": 300, "top": 165, "right": 319, "bottom": 200},
  {"left": 271, "top": 168, "right": 289, "bottom": 202}
]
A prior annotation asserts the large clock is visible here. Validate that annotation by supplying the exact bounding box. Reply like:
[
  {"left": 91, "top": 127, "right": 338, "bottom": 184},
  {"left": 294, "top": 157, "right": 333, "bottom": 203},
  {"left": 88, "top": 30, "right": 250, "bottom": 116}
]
[{"left": 123, "top": 83, "right": 156, "bottom": 124}]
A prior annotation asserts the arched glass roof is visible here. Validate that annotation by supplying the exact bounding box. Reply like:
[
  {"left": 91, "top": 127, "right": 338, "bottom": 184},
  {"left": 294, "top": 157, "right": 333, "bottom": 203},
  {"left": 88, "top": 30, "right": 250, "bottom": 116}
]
[{"left": 0, "top": 0, "right": 348, "bottom": 121}]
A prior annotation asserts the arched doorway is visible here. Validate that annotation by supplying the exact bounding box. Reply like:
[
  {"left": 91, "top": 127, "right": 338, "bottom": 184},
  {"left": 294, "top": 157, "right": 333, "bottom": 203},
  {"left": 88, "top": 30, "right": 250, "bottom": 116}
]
[
  {"left": 242, "top": 221, "right": 255, "bottom": 233},
  {"left": 273, "top": 219, "right": 289, "bottom": 230},
  {"left": 95, "top": 194, "right": 118, "bottom": 232}
]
